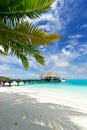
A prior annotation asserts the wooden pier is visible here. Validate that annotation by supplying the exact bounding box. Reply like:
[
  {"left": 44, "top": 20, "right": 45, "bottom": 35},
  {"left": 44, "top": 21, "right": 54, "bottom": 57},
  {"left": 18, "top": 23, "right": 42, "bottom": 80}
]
[{"left": 0, "top": 79, "right": 47, "bottom": 87}]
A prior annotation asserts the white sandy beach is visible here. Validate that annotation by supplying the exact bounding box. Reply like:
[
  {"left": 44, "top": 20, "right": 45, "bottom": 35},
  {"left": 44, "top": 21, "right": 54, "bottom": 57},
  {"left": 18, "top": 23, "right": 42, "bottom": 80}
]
[{"left": 0, "top": 86, "right": 87, "bottom": 130}]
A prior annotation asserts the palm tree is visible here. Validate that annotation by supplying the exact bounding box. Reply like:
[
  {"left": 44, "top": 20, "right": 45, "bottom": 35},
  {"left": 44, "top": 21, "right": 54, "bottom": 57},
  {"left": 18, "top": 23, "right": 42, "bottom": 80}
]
[{"left": 0, "top": 0, "right": 62, "bottom": 69}]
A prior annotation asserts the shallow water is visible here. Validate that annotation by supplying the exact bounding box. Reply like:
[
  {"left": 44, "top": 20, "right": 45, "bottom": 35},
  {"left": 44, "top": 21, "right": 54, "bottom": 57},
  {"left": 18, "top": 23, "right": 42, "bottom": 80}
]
[{"left": 22, "top": 80, "right": 87, "bottom": 95}]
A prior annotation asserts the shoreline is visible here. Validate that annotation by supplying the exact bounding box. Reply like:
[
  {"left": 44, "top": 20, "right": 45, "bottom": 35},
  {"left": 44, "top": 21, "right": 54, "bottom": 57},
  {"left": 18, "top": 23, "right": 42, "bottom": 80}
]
[{"left": 0, "top": 86, "right": 87, "bottom": 130}]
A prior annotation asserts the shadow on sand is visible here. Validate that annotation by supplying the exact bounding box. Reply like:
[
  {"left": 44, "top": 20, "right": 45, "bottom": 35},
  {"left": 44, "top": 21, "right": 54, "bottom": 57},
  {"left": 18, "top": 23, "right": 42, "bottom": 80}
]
[{"left": 0, "top": 91, "right": 87, "bottom": 130}]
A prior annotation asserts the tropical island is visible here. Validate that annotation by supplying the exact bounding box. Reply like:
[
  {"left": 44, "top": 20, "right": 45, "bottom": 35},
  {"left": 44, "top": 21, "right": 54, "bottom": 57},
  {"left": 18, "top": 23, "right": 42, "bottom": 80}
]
[
  {"left": 0, "top": 0, "right": 87, "bottom": 130},
  {"left": 0, "top": 76, "right": 10, "bottom": 80}
]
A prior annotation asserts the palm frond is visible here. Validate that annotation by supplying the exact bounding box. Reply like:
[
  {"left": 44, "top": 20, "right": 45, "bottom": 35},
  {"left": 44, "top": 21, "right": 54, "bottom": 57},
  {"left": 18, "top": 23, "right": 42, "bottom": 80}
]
[
  {"left": 0, "top": 21, "right": 62, "bottom": 47},
  {"left": 0, "top": 0, "right": 54, "bottom": 22},
  {"left": 26, "top": 45, "right": 45, "bottom": 65},
  {"left": 14, "top": 22, "right": 62, "bottom": 46},
  {"left": 8, "top": 41, "right": 45, "bottom": 69},
  {"left": 0, "top": 0, "right": 62, "bottom": 69},
  {"left": 0, "top": 20, "right": 61, "bottom": 69},
  {"left": 0, "top": 50, "right": 7, "bottom": 55}
]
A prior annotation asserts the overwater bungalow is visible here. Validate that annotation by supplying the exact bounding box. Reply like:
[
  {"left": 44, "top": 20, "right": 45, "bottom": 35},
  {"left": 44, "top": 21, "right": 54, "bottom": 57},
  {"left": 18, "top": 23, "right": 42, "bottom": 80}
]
[{"left": 40, "top": 72, "right": 61, "bottom": 82}]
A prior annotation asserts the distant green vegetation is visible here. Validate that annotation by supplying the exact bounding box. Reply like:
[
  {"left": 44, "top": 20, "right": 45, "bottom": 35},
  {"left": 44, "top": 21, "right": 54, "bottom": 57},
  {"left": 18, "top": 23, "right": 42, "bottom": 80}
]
[{"left": 0, "top": 76, "right": 11, "bottom": 81}]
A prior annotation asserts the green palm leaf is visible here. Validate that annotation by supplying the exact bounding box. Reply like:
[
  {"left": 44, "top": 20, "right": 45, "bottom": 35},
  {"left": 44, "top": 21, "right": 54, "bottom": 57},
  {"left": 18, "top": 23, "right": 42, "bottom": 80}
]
[
  {"left": 14, "top": 22, "right": 62, "bottom": 46},
  {"left": 0, "top": 0, "right": 62, "bottom": 69},
  {"left": 0, "top": 21, "right": 62, "bottom": 47},
  {"left": 9, "top": 41, "right": 45, "bottom": 69},
  {"left": 0, "top": 50, "right": 7, "bottom": 55},
  {"left": 0, "top": 0, "right": 54, "bottom": 21},
  {"left": 0, "top": 20, "right": 61, "bottom": 69}
]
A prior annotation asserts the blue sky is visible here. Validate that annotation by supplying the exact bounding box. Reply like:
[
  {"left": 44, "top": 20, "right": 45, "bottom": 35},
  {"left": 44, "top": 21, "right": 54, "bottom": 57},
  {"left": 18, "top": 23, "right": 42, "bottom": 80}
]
[{"left": 0, "top": 0, "right": 87, "bottom": 79}]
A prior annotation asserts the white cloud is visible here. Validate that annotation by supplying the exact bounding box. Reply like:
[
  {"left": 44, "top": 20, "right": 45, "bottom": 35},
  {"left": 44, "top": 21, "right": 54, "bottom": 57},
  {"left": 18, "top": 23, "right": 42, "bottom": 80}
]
[
  {"left": 0, "top": 45, "right": 4, "bottom": 51},
  {"left": 45, "top": 46, "right": 80, "bottom": 69},
  {"left": 24, "top": 0, "right": 79, "bottom": 34},
  {"left": 67, "top": 39, "right": 78, "bottom": 45},
  {"left": 40, "top": 42, "right": 87, "bottom": 79},
  {"left": 78, "top": 44, "right": 87, "bottom": 55},
  {"left": 69, "top": 34, "right": 84, "bottom": 39},
  {"left": 0, "top": 48, "right": 86, "bottom": 79},
  {"left": 25, "top": 0, "right": 69, "bottom": 32},
  {"left": 81, "top": 24, "right": 87, "bottom": 28},
  {"left": 51, "top": 0, "right": 64, "bottom": 10},
  {"left": 61, "top": 48, "right": 73, "bottom": 57},
  {"left": 66, "top": 42, "right": 87, "bottom": 57},
  {"left": 35, "top": 13, "right": 54, "bottom": 23},
  {"left": 65, "top": 40, "right": 87, "bottom": 57},
  {"left": 39, "top": 25, "right": 51, "bottom": 32},
  {"left": 25, "top": 13, "right": 54, "bottom": 24},
  {"left": 71, "top": 64, "right": 87, "bottom": 73},
  {"left": 0, "top": 62, "right": 39, "bottom": 79},
  {"left": 61, "top": 46, "right": 80, "bottom": 60},
  {"left": 0, "top": 64, "right": 10, "bottom": 71},
  {"left": 0, "top": 55, "right": 21, "bottom": 65},
  {"left": 0, "top": 0, "right": 86, "bottom": 79},
  {"left": 29, "top": 58, "right": 40, "bottom": 69},
  {"left": 48, "top": 55, "right": 69, "bottom": 67}
]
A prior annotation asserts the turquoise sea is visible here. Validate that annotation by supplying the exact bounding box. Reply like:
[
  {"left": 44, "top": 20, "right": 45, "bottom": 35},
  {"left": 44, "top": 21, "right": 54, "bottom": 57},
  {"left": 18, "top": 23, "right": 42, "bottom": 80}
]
[{"left": 24, "top": 79, "right": 87, "bottom": 94}]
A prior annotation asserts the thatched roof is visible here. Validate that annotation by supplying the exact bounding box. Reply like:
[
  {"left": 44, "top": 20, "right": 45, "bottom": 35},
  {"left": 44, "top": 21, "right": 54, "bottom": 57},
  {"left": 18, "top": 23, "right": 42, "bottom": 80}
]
[{"left": 41, "top": 72, "right": 58, "bottom": 79}]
